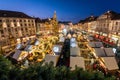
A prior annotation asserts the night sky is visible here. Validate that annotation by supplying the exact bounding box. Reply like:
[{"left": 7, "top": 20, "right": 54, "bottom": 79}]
[{"left": 0, "top": 0, "right": 120, "bottom": 23}]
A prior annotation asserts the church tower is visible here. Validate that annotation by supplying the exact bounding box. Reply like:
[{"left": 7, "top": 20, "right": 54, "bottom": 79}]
[
  {"left": 53, "top": 11, "right": 57, "bottom": 20},
  {"left": 51, "top": 11, "right": 58, "bottom": 35}
]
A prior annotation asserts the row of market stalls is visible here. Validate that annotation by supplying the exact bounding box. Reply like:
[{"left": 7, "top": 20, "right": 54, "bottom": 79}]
[
  {"left": 10, "top": 36, "right": 59, "bottom": 66},
  {"left": 70, "top": 37, "right": 85, "bottom": 70},
  {"left": 87, "top": 35, "right": 119, "bottom": 74},
  {"left": 42, "top": 34, "right": 86, "bottom": 70},
  {"left": 42, "top": 35, "right": 64, "bottom": 67},
  {"left": 94, "top": 34, "right": 117, "bottom": 47}
]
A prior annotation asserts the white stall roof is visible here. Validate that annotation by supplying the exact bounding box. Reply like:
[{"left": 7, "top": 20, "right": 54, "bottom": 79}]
[
  {"left": 12, "top": 50, "right": 28, "bottom": 61},
  {"left": 12, "top": 50, "right": 21, "bottom": 60},
  {"left": 24, "top": 45, "right": 32, "bottom": 51},
  {"left": 34, "top": 40, "right": 40, "bottom": 45},
  {"left": 95, "top": 42, "right": 103, "bottom": 48},
  {"left": 70, "top": 47, "right": 80, "bottom": 56},
  {"left": 43, "top": 54, "right": 59, "bottom": 66},
  {"left": 70, "top": 57, "right": 85, "bottom": 70},
  {"left": 104, "top": 48, "right": 115, "bottom": 57},
  {"left": 101, "top": 57, "right": 119, "bottom": 70},
  {"left": 94, "top": 48, "right": 106, "bottom": 57},
  {"left": 88, "top": 42, "right": 96, "bottom": 47},
  {"left": 16, "top": 43, "right": 23, "bottom": 50},
  {"left": 87, "top": 36, "right": 94, "bottom": 41},
  {"left": 88, "top": 42, "right": 103, "bottom": 48}
]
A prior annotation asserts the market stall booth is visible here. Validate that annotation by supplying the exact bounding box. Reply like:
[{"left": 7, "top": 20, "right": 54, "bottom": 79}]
[{"left": 70, "top": 57, "right": 85, "bottom": 70}]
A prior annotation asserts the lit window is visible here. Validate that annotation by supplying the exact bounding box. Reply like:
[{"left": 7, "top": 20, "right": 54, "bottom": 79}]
[
  {"left": 116, "top": 22, "right": 118, "bottom": 25},
  {"left": 0, "top": 20, "right": 2, "bottom": 22}
]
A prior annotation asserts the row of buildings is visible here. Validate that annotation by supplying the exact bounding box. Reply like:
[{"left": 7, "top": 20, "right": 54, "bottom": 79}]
[
  {"left": 75, "top": 10, "right": 120, "bottom": 46},
  {"left": 0, "top": 10, "right": 58, "bottom": 54}
]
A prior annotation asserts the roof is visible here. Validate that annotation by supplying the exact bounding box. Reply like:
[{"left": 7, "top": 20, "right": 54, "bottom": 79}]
[
  {"left": 104, "top": 48, "right": 115, "bottom": 57},
  {"left": 94, "top": 48, "right": 115, "bottom": 57},
  {"left": 12, "top": 50, "right": 28, "bottom": 61},
  {"left": 0, "top": 10, "right": 33, "bottom": 18},
  {"left": 87, "top": 36, "right": 94, "bottom": 41},
  {"left": 16, "top": 43, "right": 24, "bottom": 50},
  {"left": 12, "top": 50, "right": 21, "bottom": 60},
  {"left": 94, "top": 48, "right": 106, "bottom": 57},
  {"left": 100, "top": 10, "right": 120, "bottom": 20},
  {"left": 70, "top": 47, "right": 81, "bottom": 56},
  {"left": 24, "top": 45, "right": 33, "bottom": 51},
  {"left": 88, "top": 42, "right": 96, "bottom": 47},
  {"left": 79, "top": 16, "right": 98, "bottom": 23},
  {"left": 58, "top": 21, "right": 72, "bottom": 25},
  {"left": 95, "top": 42, "right": 103, "bottom": 48},
  {"left": 88, "top": 42, "right": 103, "bottom": 48},
  {"left": 70, "top": 57, "right": 85, "bottom": 70},
  {"left": 35, "top": 17, "right": 52, "bottom": 23},
  {"left": 43, "top": 54, "right": 59, "bottom": 66},
  {"left": 101, "top": 57, "right": 119, "bottom": 70}
]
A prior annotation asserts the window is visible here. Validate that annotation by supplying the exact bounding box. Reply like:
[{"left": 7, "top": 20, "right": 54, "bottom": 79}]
[
  {"left": 7, "top": 24, "right": 10, "bottom": 27},
  {"left": 16, "top": 28, "right": 18, "bottom": 31},
  {"left": 24, "top": 20, "right": 26, "bottom": 22},
  {"left": 0, "top": 24, "right": 2, "bottom": 27},
  {"left": 8, "top": 28, "right": 11, "bottom": 32},
  {"left": 0, "top": 20, "right": 2, "bottom": 22},
  {"left": 32, "top": 24, "right": 34, "bottom": 26},
  {"left": 6, "top": 19, "right": 9, "bottom": 22},
  {"left": 29, "top": 24, "right": 31, "bottom": 26},
  {"left": 28, "top": 20, "right": 30, "bottom": 22},
  {"left": 25, "top": 28, "right": 27, "bottom": 31},
  {"left": 21, "top": 28, "right": 23, "bottom": 31},
  {"left": 1, "top": 30, "right": 3, "bottom": 34},
  {"left": 116, "top": 22, "right": 118, "bottom": 25},
  {"left": 31, "top": 20, "right": 34, "bottom": 22},
  {"left": 20, "top": 20, "right": 22, "bottom": 22},
  {"left": 20, "top": 24, "right": 23, "bottom": 26},
  {"left": 24, "top": 24, "right": 27, "bottom": 26},
  {"left": 13, "top": 20, "right": 16, "bottom": 22},
  {"left": 14, "top": 24, "right": 17, "bottom": 27}
]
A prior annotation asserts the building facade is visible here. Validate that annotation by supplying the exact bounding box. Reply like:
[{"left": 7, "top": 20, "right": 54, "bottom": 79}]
[
  {"left": 96, "top": 11, "right": 120, "bottom": 45},
  {"left": 0, "top": 10, "right": 36, "bottom": 52},
  {"left": 35, "top": 11, "right": 58, "bottom": 35},
  {"left": 78, "top": 10, "right": 120, "bottom": 46},
  {"left": 97, "top": 11, "right": 120, "bottom": 36},
  {"left": 78, "top": 16, "right": 97, "bottom": 33}
]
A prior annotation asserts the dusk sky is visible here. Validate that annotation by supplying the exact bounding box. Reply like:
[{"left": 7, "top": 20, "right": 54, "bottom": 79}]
[{"left": 0, "top": 0, "right": 120, "bottom": 23}]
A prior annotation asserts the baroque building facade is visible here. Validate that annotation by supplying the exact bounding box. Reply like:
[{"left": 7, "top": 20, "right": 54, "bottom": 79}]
[
  {"left": 78, "top": 10, "right": 120, "bottom": 46},
  {"left": 96, "top": 11, "right": 120, "bottom": 36},
  {"left": 0, "top": 10, "right": 36, "bottom": 52},
  {"left": 35, "top": 11, "right": 58, "bottom": 35},
  {"left": 78, "top": 15, "right": 97, "bottom": 32}
]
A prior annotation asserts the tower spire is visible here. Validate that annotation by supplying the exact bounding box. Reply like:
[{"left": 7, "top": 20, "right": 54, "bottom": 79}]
[{"left": 53, "top": 11, "right": 57, "bottom": 20}]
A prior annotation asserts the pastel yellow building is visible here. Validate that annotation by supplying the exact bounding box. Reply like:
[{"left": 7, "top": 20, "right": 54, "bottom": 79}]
[{"left": 0, "top": 10, "right": 36, "bottom": 52}]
